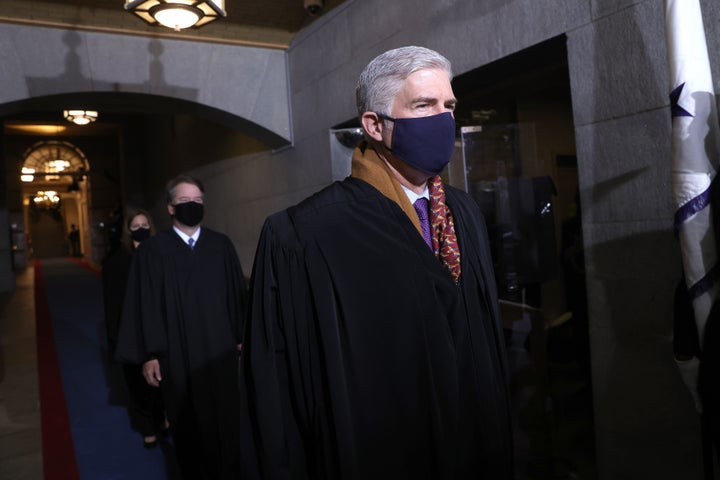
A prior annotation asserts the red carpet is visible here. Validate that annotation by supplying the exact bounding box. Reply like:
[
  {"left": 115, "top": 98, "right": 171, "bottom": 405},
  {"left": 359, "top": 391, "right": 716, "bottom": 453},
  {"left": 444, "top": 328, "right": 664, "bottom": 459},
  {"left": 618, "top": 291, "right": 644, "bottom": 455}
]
[
  {"left": 66, "top": 255, "right": 101, "bottom": 276},
  {"left": 34, "top": 259, "right": 80, "bottom": 480}
]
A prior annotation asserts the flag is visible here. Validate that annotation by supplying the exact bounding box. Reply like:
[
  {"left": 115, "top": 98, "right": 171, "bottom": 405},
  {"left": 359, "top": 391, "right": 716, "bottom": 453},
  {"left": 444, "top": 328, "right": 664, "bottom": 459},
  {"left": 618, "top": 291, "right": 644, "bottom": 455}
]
[{"left": 665, "top": 0, "right": 720, "bottom": 347}]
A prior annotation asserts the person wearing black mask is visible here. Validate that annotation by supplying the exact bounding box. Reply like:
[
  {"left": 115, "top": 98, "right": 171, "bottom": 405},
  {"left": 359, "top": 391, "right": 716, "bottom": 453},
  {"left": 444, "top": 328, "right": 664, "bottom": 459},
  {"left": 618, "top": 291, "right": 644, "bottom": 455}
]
[
  {"left": 239, "top": 46, "right": 513, "bottom": 479},
  {"left": 116, "top": 175, "right": 247, "bottom": 479},
  {"left": 102, "top": 208, "right": 167, "bottom": 448}
]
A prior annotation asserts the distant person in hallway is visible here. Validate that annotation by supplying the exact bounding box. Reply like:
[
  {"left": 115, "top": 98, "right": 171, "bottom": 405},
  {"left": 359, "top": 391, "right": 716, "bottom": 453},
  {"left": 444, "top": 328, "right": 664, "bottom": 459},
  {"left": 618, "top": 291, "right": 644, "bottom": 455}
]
[
  {"left": 115, "top": 175, "right": 248, "bottom": 480},
  {"left": 239, "top": 46, "right": 513, "bottom": 479},
  {"left": 68, "top": 224, "right": 80, "bottom": 257},
  {"left": 102, "top": 208, "right": 167, "bottom": 449}
]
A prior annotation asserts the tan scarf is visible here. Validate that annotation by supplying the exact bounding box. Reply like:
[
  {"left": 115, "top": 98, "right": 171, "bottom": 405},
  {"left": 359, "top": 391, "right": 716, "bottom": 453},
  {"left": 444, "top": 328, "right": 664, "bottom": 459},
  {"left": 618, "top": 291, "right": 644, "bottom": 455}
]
[
  {"left": 351, "top": 142, "right": 462, "bottom": 283},
  {"left": 350, "top": 142, "right": 422, "bottom": 235}
]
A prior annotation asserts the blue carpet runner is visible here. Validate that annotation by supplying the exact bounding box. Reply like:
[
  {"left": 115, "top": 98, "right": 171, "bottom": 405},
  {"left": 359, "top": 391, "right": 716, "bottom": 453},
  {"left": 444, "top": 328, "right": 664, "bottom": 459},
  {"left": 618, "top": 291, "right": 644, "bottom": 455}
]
[{"left": 37, "top": 257, "right": 179, "bottom": 479}]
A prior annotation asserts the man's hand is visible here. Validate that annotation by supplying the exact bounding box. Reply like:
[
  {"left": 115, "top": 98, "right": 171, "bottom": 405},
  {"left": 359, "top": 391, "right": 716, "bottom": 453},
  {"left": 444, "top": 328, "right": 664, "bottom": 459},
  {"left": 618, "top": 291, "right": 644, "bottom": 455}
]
[{"left": 143, "top": 359, "right": 162, "bottom": 387}]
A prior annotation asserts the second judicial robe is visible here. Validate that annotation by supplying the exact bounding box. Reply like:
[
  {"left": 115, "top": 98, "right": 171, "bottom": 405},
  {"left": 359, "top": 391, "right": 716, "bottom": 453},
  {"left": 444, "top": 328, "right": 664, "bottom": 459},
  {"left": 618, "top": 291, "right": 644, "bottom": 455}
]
[
  {"left": 102, "top": 247, "right": 164, "bottom": 436},
  {"left": 116, "top": 227, "right": 247, "bottom": 477},
  {"left": 240, "top": 148, "right": 513, "bottom": 479}
]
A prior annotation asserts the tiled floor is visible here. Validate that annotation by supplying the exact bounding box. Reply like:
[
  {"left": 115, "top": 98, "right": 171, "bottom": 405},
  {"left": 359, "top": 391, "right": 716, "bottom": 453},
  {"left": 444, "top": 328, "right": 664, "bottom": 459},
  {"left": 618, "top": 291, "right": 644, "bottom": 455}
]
[{"left": 0, "top": 266, "right": 43, "bottom": 480}]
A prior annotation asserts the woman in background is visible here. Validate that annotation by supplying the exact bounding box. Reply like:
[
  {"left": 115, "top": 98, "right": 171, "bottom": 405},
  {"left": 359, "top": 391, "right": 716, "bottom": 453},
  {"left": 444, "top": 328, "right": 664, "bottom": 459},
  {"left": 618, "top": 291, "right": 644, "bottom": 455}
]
[{"left": 102, "top": 208, "right": 166, "bottom": 448}]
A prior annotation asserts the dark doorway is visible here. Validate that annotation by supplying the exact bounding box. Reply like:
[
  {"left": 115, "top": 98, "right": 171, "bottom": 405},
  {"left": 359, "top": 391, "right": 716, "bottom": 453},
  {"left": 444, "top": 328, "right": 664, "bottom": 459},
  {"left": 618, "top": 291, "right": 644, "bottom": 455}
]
[{"left": 452, "top": 35, "right": 595, "bottom": 480}]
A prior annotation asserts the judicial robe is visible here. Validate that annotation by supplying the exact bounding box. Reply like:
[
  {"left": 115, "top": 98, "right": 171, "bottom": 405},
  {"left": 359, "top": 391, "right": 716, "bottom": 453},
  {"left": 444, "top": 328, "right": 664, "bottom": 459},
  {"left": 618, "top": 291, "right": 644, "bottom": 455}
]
[
  {"left": 102, "top": 247, "right": 165, "bottom": 436},
  {"left": 116, "top": 227, "right": 247, "bottom": 478},
  {"left": 240, "top": 177, "right": 513, "bottom": 479}
]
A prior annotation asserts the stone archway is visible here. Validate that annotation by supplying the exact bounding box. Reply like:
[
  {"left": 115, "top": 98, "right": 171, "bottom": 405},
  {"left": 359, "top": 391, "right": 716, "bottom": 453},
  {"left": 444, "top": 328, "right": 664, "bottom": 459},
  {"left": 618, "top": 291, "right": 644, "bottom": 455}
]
[
  {"left": 21, "top": 140, "right": 90, "bottom": 258},
  {"left": 0, "top": 23, "right": 292, "bottom": 149}
]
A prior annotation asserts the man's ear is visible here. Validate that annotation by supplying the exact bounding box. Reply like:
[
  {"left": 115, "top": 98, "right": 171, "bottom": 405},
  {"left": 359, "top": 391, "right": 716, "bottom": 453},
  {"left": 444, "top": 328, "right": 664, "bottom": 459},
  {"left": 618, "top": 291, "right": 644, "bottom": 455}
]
[
  {"left": 361, "top": 112, "right": 384, "bottom": 142},
  {"left": 167, "top": 203, "right": 175, "bottom": 216}
]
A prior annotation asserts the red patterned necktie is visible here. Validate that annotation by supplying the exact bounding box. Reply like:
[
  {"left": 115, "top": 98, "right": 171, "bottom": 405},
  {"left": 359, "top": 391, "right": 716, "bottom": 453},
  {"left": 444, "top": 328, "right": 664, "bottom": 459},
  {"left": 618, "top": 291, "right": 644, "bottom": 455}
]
[{"left": 428, "top": 175, "right": 461, "bottom": 283}]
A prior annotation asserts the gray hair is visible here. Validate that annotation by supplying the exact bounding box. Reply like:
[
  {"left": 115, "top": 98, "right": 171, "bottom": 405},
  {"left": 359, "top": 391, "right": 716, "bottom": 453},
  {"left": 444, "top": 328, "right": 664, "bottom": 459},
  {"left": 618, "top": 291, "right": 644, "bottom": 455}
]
[{"left": 355, "top": 46, "right": 453, "bottom": 118}]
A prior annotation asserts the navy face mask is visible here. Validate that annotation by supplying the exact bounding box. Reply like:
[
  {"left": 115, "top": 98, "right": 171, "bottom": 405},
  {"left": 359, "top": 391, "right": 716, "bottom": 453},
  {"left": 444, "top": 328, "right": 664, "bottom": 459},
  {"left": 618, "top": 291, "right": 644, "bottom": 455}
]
[
  {"left": 379, "top": 111, "right": 456, "bottom": 175},
  {"left": 173, "top": 201, "right": 204, "bottom": 227}
]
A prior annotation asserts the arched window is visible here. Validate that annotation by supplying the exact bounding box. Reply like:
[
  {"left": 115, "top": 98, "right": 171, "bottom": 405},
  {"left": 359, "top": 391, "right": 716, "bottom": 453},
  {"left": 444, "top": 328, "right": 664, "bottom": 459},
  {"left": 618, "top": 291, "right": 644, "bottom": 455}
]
[{"left": 21, "top": 140, "right": 89, "bottom": 184}]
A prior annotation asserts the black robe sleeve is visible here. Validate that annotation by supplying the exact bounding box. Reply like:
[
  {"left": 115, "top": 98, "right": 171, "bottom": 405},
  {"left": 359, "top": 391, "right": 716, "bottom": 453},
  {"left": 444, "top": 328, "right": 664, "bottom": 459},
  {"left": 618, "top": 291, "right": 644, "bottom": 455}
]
[
  {"left": 114, "top": 238, "right": 170, "bottom": 364},
  {"left": 114, "top": 244, "right": 153, "bottom": 364},
  {"left": 222, "top": 234, "right": 248, "bottom": 344},
  {"left": 241, "top": 213, "right": 312, "bottom": 480}
]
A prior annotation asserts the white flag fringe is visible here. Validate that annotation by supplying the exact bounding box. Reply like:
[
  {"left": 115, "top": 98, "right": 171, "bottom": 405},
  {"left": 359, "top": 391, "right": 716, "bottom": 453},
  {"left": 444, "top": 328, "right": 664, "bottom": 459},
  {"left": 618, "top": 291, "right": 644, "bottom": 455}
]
[{"left": 665, "top": 0, "right": 720, "bottom": 346}]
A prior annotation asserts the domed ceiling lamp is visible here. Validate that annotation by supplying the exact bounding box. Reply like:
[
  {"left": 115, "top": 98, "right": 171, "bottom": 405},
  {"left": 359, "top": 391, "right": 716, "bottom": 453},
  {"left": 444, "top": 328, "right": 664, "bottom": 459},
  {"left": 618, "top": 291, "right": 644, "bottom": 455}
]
[
  {"left": 63, "top": 110, "right": 98, "bottom": 126},
  {"left": 125, "top": 0, "right": 226, "bottom": 31}
]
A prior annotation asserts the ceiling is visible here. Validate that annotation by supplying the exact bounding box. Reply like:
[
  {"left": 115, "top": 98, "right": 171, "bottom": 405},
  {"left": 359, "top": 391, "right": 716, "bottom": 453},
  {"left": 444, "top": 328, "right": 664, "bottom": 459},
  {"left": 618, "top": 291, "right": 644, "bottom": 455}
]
[{"left": 0, "top": 0, "right": 349, "bottom": 49}]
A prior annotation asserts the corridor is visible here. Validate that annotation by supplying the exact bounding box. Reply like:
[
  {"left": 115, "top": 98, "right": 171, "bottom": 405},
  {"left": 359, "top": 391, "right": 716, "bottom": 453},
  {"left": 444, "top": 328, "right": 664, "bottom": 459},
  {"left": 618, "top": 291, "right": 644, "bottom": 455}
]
[{"left": 0, "top": 258, "right": 180, "bottom": 480}]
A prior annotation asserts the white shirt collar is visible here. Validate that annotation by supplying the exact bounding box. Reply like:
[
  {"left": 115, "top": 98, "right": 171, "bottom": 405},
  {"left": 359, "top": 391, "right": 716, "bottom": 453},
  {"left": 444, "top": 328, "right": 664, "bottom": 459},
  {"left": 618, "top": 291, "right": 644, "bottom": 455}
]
[
  {"left": 400, "top": 184, "right": 429, "bottom": 205},
  {"left": 173, "top": 225, "right": 201, "bottom": 244}
]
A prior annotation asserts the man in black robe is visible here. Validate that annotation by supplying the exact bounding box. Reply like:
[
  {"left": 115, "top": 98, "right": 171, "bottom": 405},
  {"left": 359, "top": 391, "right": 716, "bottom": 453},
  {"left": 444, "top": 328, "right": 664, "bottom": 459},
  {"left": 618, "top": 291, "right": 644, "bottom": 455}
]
[
  {"left": 116, "top": 175, "right": 247, "bottom": 480},
  {"left": 240, "top": 46, "right": 513, "bottom": 479}
]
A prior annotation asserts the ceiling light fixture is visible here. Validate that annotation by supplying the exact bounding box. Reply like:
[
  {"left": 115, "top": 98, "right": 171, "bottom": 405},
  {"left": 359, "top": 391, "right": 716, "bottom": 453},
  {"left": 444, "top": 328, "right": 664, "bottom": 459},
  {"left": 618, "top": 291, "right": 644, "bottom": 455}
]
[
  {"left": 21, "top": 167, "right": 35, "bottom": 183},
  {"left": 33, "top": 191, "right": 60, "bottom": 208},
  {"left": 125, "top": 0, "right": 226, "bottom": 31},
  {"left": 63, "top": 110, "right": 98, "bottom": 126}
]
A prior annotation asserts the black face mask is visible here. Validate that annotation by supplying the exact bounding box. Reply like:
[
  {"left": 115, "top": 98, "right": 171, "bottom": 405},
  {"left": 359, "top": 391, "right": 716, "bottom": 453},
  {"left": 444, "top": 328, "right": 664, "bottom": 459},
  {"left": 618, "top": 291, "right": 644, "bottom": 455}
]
[
  {"left": 130, "top": 227, "right": 151, "bottom": 243},
  {"left": 173, "top": 201, "right": 204, "bottom": 227}
]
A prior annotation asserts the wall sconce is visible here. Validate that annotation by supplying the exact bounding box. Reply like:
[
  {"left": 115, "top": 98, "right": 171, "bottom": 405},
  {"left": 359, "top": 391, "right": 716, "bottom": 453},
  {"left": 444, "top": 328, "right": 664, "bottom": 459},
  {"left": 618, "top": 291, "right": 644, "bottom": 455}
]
[
  {"left": 125, "top": 0, "right": 226, "bottom": 31},
  {"left": 63, "top": 110, "right": 98, "bottom": 126}
]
